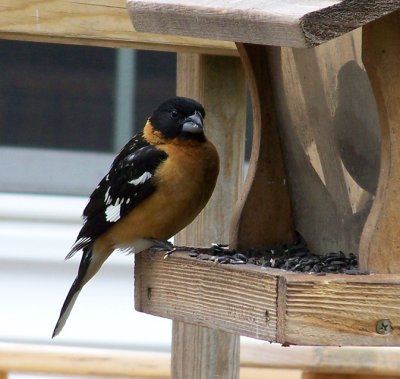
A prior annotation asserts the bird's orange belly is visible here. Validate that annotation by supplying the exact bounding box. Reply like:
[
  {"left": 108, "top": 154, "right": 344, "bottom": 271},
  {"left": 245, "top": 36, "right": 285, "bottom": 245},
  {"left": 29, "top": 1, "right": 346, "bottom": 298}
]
[{"left": 100, "top": 142, "right": 219, "bottom": 248}]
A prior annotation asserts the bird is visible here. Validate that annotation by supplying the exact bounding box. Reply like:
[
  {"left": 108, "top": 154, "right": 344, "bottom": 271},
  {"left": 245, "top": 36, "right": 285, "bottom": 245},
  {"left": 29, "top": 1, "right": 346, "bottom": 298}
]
[{"left": 52, "top": 96, "right": 220, "bottom": 337}]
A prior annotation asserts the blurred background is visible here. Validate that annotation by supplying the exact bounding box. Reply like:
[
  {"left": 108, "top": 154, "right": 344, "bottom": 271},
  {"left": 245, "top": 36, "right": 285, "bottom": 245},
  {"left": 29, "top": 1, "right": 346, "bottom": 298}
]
[{"left": 0, "top": 40, "right": 175, "bottom": 377}]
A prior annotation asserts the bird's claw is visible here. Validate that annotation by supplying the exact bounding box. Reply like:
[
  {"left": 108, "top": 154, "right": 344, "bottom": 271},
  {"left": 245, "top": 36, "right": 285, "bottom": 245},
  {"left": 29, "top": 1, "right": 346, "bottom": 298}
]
[
  {"left": 147, "top": 239, "right": 177, "bottom": 258},
  {"left": 163, "top": 248, "right": 177, "bottom": 259},
  {"left": 147, "top": 240, "right": 196, "bottom": 259}
]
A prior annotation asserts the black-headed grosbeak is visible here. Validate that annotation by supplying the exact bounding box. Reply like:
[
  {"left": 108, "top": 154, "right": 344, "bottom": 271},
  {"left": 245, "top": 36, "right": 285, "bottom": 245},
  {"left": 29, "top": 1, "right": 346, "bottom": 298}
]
[{"left": 52, "top": 97, "right": 219, "bottom": 337}]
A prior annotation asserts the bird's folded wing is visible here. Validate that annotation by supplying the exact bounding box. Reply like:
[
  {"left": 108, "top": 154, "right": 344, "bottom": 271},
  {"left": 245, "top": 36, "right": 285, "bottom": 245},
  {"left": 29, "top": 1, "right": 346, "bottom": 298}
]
[{"left": 66, "top": 143, "right": 168, "bottom": 259}]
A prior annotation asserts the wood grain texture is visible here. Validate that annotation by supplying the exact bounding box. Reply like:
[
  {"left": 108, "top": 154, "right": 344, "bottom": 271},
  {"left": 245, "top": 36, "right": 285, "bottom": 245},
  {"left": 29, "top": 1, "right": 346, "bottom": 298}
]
[
  {"left": 359, "top": 10, "right": 400, "bottom": 273},
  {"left": 128, "top": 0, "right": 400, "bottom": 48},
  {"left": 171, "top": 323, "right": 238, "bottom": 379},
  {"left": 0, "top": 343, "right": 170, "bottom": 377},
  {"left": 242, "top": 342, "right": 400, "bottom": 374},
  {"left": 267, "top": 30, "right": 380, "bottom": 255},
  {"left": 171, "top": 53, "right": 246, "bottom": 379},
  {"left": 0, "top": 0, "right": 237, "bottom": 55},
  {"left": 230, "top": 43, "right": 295, "bottom": 250},
  {"left": 279, "top": 273, "right": 400, "bottom": 346},
  {"left": 175, "top": 54, "right": 246, "bottom": 245},
  {"left": 136, "top": 251, "right": 278, "bottom": 340}
]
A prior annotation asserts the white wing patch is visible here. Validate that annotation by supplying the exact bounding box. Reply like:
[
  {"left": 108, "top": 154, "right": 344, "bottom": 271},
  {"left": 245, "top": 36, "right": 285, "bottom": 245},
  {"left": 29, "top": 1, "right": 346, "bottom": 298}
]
[
  {"left": 104, "top": 186, "right": 112, "bottom": 205},
  {"left": 105, "top": 199, "right": 122, "bottom": 222},
  {"left": 129, "top": 171, "right": 152, "bottom": 186},
  {"left": 103, "top": 171, "right": 152, "bottom": 223}
]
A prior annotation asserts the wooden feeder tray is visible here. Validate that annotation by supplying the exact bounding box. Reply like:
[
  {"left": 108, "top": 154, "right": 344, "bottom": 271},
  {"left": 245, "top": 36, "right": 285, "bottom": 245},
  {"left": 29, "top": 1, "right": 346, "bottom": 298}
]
[{"left": 135, "top": 250, "right": 400, "bottom": 346}]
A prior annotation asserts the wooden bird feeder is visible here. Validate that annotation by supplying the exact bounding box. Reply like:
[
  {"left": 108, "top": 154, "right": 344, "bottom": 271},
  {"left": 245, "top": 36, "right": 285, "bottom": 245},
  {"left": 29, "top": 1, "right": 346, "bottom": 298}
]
[
  {"left": 127, "top": 0, "right": 400, "bottom": 355},
  {"left": 2, "top": 0, "right": 400, "bottom": 378}
]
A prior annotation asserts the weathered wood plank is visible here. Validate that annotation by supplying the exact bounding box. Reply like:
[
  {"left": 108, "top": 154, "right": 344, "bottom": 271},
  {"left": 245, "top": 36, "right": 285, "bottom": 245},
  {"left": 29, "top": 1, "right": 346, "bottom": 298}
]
[
  {"left": 359, "top": 10, "right": 400, "bottom": 274},
  {"left": 128, "top": 0, "right": 400, "bottom": 48},
  {"left": 0, "top": 0, "right": 237, "bottom": 55},
  {"left": 0, "top": 343, "right": 170, "bottom": 377},
  {"left": 278, "top": 273, "right": 400, "bottom": 346},
  {"left": 171, "top": 53, "right": 246, "bottom": 379},
  {"left": 302, "top": 373, "right": 399, "bottom": 379},
  {"left": 136, "top": 252, "right": 278, "bottom": 341},
  {"left": 242, "top": 342, "right": 400, "bottom": 374},
  {"left": 171, "top": 323, "right": 240, "bottom": 379},
  {"left": 230, "top": 43, "right": 295, "bottom": 249},
  {"left": 175, "top": 54, "right": 246, "bottom": 245}
]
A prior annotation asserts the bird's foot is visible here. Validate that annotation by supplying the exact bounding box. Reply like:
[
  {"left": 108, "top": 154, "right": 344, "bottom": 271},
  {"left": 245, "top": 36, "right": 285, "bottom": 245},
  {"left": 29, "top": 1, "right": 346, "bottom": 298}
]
[
  {"left": 147, "top": 239, "right": 176, "bottom": 258},
  {"left": 147, "top": 239, "right": 197, "bottom": 258},
  {"left": 148, "top": 239, "right": 174, "bottom": 251}
]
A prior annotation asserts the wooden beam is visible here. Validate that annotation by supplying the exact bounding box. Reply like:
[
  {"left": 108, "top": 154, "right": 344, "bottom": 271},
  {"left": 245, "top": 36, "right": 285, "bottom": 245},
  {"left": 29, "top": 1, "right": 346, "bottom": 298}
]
[
  {"left": 0, "top": 343, "right": 170, "bottom": 378},
  {"left": 128, "top": 0, "right": 400, "bottom": 48},
  {"left": 174, "top": 54, "right": 246, "bottom": 244},
  {"left": 242, "top": 343, "right": 400, "bottom": 375},
  {"left": 5, "top": 342, "right": 400, "bottom": 376},
  {"left": 359, "top": 10, "right": 400, "bottom": 273},
  {"left": 170, "top": 53, "right": 246, "bottom": 378},
  {"left": 0, "top": 0, "right": 237, "bottom": 55},
  {"left": 302, "top": 374, "right": 400, "bottom": 379}
]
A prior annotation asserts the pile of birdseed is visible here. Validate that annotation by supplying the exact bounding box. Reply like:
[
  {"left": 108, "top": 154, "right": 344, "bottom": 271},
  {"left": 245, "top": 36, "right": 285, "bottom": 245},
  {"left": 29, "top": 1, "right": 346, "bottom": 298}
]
[{"left": 187, "top": 234, "right": 368, "bottom": 275}]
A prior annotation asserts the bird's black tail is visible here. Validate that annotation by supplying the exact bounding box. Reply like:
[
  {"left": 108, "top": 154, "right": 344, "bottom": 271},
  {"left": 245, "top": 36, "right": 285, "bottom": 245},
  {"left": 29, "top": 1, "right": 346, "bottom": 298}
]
[{"left": 52, "top": 248, "right": 92, "bottom": 338}]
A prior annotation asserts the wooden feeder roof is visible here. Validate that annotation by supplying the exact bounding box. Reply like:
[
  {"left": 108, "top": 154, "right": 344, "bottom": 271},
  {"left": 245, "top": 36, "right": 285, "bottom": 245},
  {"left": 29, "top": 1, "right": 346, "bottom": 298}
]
[{"left": 128, "top": 0, "right": 400, "bottom": 48}]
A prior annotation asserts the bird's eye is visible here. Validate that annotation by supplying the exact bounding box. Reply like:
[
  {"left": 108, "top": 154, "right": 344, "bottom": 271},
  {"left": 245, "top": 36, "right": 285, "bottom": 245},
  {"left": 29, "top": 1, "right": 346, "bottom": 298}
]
[{"left": 170, "top": 110, "right": 179, "bottom": 119}]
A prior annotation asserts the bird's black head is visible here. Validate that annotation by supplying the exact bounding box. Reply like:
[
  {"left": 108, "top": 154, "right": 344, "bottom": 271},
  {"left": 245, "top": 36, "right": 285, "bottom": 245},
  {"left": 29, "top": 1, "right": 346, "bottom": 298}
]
[{"left": 149, "top": 97, "right": 206, "bottom": 142}]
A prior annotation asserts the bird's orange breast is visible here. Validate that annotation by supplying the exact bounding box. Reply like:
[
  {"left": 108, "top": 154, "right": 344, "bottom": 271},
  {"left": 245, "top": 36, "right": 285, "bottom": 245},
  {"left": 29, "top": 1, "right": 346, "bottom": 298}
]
[{"left": 97, "top": 139, "right": 219, "bottom": 249}]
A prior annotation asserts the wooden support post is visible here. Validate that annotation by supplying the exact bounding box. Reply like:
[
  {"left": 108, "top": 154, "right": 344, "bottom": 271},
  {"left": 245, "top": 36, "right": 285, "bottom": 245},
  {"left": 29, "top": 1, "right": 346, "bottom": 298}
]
[
  {"left": 359, "top": 10, "right": 400, "bottom": 274},
  {"left": 172, "top": 53, "right": 246, "bottom": 378},
  {"left": 231, "top": 43, "right": 295, "bottom": 249}
]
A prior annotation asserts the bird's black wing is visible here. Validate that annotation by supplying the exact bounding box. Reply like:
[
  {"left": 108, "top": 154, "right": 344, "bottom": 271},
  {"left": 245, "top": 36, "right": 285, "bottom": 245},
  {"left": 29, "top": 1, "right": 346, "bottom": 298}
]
[{"left": 66, "top": 133, "right": 168, "bottom": 259}]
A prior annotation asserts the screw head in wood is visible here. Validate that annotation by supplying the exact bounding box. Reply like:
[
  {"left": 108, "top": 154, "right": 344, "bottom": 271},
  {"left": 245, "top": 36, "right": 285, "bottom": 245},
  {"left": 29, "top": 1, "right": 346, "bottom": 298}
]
[{"left": 376, "top": 319, "right": 392, "bottom": 335}]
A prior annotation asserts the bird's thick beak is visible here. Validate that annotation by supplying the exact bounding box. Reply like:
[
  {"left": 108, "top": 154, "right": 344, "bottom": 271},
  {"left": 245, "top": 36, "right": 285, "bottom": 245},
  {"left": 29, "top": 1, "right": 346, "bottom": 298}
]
[{"left": 181, "top": 111, "right": 204, "bottom": 134}]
